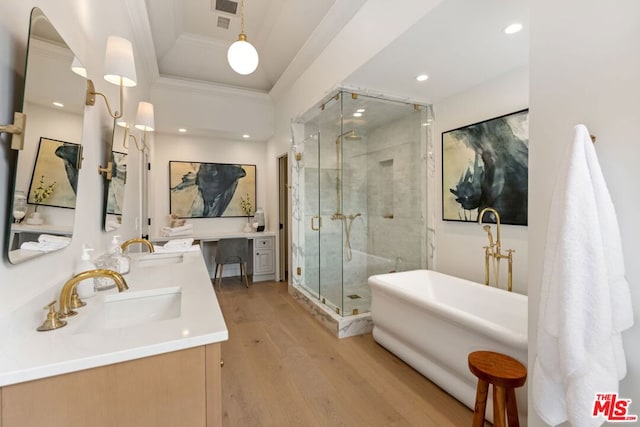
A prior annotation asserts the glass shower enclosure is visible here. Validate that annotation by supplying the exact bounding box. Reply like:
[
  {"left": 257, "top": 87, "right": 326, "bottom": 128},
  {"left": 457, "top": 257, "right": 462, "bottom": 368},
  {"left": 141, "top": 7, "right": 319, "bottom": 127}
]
[{"left": 291, "top": 91, "right": 431, "bottom": 317}]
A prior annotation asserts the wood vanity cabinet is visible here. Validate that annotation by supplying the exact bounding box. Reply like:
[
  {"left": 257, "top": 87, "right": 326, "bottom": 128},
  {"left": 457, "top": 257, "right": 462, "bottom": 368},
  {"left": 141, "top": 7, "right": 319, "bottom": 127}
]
[{"left": 0, "top": 343, "right": 222, "bottom": 427}]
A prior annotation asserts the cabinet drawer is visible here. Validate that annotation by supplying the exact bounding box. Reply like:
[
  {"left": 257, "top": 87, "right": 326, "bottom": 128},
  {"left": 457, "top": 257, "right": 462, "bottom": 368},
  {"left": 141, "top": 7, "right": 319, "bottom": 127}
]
[{"left": 254, "top": 237, "right": 273, "bottom": 249}]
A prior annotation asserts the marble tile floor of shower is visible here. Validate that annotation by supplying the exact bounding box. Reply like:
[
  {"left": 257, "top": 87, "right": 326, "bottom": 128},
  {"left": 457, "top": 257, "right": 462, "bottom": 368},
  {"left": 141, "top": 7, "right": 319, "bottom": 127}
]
[
  {"left": 215, "top": 279, "right": 483, "bottom": 427},
  {"left": 343, "top": 282, "right": 372, "bottom": 315}
]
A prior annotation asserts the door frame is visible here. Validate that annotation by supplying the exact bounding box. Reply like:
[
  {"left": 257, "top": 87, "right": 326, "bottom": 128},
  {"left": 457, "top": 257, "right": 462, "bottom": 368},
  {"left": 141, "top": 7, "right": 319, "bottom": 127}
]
[{"left": 277, "top": 153, "right": 289, "bottom": 282}]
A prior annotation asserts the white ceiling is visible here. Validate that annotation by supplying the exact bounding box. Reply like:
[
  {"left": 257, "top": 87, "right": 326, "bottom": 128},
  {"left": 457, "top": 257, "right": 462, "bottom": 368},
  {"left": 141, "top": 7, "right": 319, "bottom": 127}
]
[
  {"left": 145, "top": 0, "right": 343, "bottom": 91},
  {"left": 144, "top": 0, "right": 528, "bottom": 101},
  {"left": 344, "top": 0, "right": 529, "bottom": 104}
]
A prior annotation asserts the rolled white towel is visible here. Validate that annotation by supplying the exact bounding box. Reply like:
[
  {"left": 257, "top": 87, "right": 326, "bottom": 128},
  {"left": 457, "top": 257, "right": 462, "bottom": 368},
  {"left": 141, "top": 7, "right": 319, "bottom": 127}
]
[
  {"left": 164, "top": 238, "right": 194, "bottom": 249},
  {"left": 38, "top": 234, "right": 71, "bottom": 244},
  {"left": 20, "top": 240, "right": 70, "bottom": 252},
  {"left": 160, "top": 224, "right": 193, "bottom": 234}
]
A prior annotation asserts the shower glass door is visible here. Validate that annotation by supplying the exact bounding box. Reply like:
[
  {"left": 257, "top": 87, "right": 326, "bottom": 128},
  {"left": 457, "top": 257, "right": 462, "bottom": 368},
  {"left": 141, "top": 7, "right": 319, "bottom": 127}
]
[
  {"left": 317, "top": 93, "right": 344, "bottom": 314},
  {"left": 302, "top": 121, "right": 320, "bottom": 298}
]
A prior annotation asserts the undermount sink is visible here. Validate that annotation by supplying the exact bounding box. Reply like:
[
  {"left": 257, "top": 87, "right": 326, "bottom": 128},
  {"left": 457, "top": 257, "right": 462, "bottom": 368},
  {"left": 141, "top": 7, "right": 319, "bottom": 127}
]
[
  {"left": 75, "top": 286, "right": 182, "bottom": 334},
  {"left": 136, "top": 253, "right": 184, "bottom": 267}
]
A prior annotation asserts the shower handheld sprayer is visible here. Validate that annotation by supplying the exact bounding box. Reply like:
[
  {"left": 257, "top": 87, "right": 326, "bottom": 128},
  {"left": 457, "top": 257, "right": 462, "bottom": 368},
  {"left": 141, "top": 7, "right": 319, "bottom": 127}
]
[
  {"left": 483, "top": 225, "right": 494, "bottom": 247},
  {"left": 331, "top": 212, "right": 361, "bottom": 261}
]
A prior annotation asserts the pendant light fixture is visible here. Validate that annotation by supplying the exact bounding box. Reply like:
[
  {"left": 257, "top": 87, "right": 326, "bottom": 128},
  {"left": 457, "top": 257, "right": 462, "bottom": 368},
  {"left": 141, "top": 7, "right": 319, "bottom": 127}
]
[{"left": 227, "top": 0, "right": 259, "bottom": 75}]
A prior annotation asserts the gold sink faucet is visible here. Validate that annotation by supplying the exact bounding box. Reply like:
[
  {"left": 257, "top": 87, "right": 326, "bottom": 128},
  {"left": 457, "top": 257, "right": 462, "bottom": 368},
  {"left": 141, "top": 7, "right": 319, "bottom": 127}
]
[
  {"left": 37, "top": 269, "right": 129, "bottom": 331},
  {"left": 121, "top": 238, "right": 155, "bottom": 253},
  {"left": 58, "top": 269, "right": 128, "bottom": 318},
  {"left": 478, "top": 207, "right": 514, "bottom": 292}
]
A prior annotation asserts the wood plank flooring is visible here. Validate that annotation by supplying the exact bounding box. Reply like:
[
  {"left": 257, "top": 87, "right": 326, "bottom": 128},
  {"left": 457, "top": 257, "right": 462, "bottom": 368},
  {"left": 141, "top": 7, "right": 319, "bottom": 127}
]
[{"left": 216, "top": 279, "right": 478, "bottom": 427}]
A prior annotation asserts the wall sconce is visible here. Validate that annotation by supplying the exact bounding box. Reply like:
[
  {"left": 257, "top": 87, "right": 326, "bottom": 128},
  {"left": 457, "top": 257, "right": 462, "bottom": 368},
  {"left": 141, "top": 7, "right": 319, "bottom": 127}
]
[
  {"left": 123, "top": 101, "right": 154, "bottom": 152},
  {"left": 86, "top": 36, "right": 137, "bottom": 119},
  {"left": 0, "top": 112, "right": 26, "bottom": 150},
  {"left": 292, "top": 144, "right": 302, "bottom": 161}
]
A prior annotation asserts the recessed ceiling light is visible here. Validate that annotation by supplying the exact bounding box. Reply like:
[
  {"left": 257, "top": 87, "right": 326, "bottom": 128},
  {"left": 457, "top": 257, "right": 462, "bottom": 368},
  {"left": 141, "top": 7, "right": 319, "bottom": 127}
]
[
  {"left": 52, "top": 102, "right": 64, "bottom": 108},
  {"left": 178, "top": 128, "right": 187, "bottom": 133},
  {"left": 356, "top": 108, "right": 365, "bottom": 113},
  {"left": 242, "top": 134, "right": 250, "bottom": 139},
  {"left": 116, "top": 121, "right": 128, "bottom": 128},
  {"left": 416, "top": 74, "right": 429, "bottom": 82},
  {"left": 504, "top": 23, "right": 523, "bottom": 35},
  {"left": 353, "top": 112, "right": 362, "bottom": 118}
]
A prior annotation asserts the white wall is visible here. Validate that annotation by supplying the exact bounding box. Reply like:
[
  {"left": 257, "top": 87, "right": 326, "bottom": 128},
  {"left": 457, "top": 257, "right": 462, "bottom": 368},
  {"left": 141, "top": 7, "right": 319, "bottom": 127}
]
[
  {"left": 0, "top": 0, "right": 151, "bottom": 315},
  {"left": 433, "top": 67, "right": 529, "bottom": 294},
  {"left": 149, "top": 133, "right": 268, "bottom": 237},
  {"left": 150, "top": 77, "right": 274, "bottom": 141},
  {"left": 529, "top": 1, "right": 640, "bottom": 425}
]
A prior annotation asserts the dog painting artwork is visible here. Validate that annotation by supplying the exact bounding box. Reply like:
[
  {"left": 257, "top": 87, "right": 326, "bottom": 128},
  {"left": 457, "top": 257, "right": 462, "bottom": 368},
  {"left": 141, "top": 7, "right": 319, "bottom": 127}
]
[
  {"left": 442, "top": 110, "right": 528, "bottom": 225},
  {"left": 169, "top": 161, "right": 256, "bottom": 218}
]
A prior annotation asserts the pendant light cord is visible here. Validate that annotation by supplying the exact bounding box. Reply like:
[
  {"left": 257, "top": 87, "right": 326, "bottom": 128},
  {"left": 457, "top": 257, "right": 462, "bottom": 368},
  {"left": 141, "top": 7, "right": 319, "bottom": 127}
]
[{"left": 240, "top": 0, "right": 245, "bottom": 35}]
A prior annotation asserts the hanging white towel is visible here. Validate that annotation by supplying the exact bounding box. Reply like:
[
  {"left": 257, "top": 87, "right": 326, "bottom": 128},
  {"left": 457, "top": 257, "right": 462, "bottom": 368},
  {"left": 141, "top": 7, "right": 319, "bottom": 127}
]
[{"left": 533, "top": 125, "right": 634, "bottom": 426}]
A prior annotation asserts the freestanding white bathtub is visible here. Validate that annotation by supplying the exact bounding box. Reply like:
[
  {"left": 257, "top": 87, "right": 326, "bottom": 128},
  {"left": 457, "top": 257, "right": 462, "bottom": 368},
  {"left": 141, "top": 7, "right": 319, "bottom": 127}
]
[{"left": 369, "top": 270, "right": 528, "bottom": 425}]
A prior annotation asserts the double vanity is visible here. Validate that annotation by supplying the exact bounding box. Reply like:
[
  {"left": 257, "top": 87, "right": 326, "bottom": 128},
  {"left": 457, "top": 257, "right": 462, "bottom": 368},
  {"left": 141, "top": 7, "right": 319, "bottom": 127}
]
[{"left": 0, "top": 248, "right": 228, "bottom": 426}]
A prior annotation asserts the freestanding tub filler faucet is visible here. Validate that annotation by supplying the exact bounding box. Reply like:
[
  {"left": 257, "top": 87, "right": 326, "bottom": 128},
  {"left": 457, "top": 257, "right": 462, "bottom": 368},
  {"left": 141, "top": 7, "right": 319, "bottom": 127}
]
[{"left": 478, "top": 207, "right": 514, "bottom": 292}]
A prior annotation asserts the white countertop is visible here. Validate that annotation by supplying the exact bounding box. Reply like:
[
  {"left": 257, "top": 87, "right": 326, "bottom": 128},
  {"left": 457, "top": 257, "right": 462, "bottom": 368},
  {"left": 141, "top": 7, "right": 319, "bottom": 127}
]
[{"left": 0, "top": 249, "right": 228, "bottom": 387}]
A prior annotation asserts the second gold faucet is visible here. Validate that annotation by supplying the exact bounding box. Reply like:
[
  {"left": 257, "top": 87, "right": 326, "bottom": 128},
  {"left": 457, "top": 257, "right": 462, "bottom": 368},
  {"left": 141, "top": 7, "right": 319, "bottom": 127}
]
[{"left": 121, "top": 238, "right": 154, "bottom": 253}]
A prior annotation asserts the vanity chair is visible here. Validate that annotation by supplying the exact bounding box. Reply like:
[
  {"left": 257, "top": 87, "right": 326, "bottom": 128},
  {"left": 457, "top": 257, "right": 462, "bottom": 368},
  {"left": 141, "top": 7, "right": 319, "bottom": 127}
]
[{"left": 214, "top": 238, "right": 250, "bottom": 290}]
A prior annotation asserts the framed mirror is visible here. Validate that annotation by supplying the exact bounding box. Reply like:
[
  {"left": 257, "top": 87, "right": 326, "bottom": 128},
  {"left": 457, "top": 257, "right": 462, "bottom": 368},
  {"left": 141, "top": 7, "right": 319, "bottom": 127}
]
[{"left": 6, "top": 8, "right": 86, "bottom": 264}]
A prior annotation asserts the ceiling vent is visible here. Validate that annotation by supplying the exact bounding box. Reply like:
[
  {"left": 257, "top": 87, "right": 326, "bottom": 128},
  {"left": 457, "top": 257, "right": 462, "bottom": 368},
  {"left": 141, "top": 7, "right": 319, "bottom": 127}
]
[
  {"left": 213, "top": 0, "right": 238, "bottom": 15},
  {"left": 217, "top": 16, "right": 231, "bottom": 29}
]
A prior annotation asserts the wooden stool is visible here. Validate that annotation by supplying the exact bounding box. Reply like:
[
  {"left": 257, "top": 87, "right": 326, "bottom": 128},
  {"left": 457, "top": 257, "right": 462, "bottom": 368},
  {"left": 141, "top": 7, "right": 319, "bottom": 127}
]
[{"left": 468, "top": 351, "right": 527, "bottom": 427}]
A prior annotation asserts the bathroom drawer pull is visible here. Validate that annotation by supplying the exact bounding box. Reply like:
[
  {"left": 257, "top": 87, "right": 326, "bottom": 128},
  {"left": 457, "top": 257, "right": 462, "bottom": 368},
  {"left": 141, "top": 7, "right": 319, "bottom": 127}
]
[{"left": 256, "top": 238, "right": 273, "bottom": 248}]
